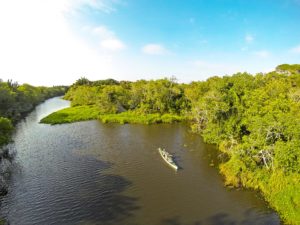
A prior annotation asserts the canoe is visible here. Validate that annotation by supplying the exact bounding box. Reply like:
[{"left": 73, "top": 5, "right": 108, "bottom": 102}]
[{"left": 158, "top": 147, "right": 178, "bottom": 170}]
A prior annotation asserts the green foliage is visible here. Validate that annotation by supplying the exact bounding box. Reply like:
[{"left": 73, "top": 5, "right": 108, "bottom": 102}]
[
  {"left": 43, "top": 77, "right": 187, "bottom": 125},
  {"left": 74, "top": 77, "right": 91, "bottom": 86},
  {"left": 41, "top": 64, "right": 300, "bottom": 224},
  {"left": 64, "top": 77, "right": 188, "bottom": 115},
  {"left": 0, "top": 117, "right": 13, "bottom": 146},
  {"left": 265, "top": 172, "right": 300, "bottom": 223},
  {"left": 99, "top": 111, "right": 184, "bottom": 124},
  {"left": 185, "top": 66, "right": 300, "bottom": 225},
  {"left": 276, "top": 64, "right": 300, "bottom": 75},
  {"left": 0, "top": 218, "right": 5, "bottom": 225},
  {"left": 40, "top": 106, "right": 100, "bottom": 124},
  {"left": 41, "top": 107, "right": 184, "bottom": 125},
  {"left": 0, "top": 79, "right": 67, "bottom": 147},
  {"left": 219, "top": 155, "right": 247, "bottom": 187},
  {"left": 0, "top": 79, "right": 67, "bottom": 121},
  {"left": 274, "top": 140, "right": 300, "bottom": 173}
]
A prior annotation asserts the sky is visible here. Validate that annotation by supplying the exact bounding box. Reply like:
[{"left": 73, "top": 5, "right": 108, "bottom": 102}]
[{"left": 0, "top": 0, "right": 300, "bottom": 86}]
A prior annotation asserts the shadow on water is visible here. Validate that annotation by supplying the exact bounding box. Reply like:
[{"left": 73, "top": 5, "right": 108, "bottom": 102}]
[
  {"left": 161, "top": 208, "right": 280, "bottom": 225},
  {"left": 1, "top": 156, "right": 140, "bottom": 225},
  {"left": 172, "top": 155, "right": 183, "bottom": 170},
  {"left": 75, "top": 161, "right": 140, "bottom": 225},
  {"left": 0, "top": 99, "right": 281, "bottom": 225}
]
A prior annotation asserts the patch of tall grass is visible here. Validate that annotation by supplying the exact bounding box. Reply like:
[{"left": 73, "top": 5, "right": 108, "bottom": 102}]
[
  {"left": 40, "top": 105, "right": 100, "bottom": 124},
  {"left": 40, "top": 106, "right": 185, "bottom": 125},
  {"left": 220, "top": 158, "right": 300, "bottom": 225}
]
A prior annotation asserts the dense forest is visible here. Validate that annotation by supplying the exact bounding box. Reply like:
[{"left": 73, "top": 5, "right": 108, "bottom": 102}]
[
  {"left": 42, "top": 64, "right": 300, "bottom": 224},
  {"left": 41, "top": 77, "right": 188, "bottom": 124},
  {"left": 0, "top": 80, "right": 67, "bottom": 147}
]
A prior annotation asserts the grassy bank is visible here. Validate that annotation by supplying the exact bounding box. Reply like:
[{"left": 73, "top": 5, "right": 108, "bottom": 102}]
[
  {"left": 40, "top": 105, "right": 101, "bottom": 124},
  {"left": 41, "top": 68, "right": 300, "bottom": 225},
  {"left": 40, "top": 106, "right": 185, "bottom": 125},
  {"left": 99, "top": 111, "right": 184, "bottom": 124},
  {"left": 220, "top": 160, "right": 300, "bottom": 224}
]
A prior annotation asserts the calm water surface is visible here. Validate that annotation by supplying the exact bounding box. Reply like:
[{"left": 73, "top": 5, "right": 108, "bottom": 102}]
[{"left": 0, "top": 97, "right": 281, "bottom": 225}]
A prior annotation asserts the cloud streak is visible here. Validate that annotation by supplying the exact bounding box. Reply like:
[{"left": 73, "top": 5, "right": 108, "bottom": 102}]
[
  {"left": 142, "top": 44, "right": 169, "bottom": 55},
  {"left": 85, "top": 25, "right": 126, "bottom": 51},
  {"left": 64, "top": 0, "right": 123, "bottom": 14}
]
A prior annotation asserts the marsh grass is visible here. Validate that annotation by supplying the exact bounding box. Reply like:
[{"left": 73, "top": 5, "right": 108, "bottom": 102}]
[
  {"left": 40, "top": 105, "right": 100, "bottom": 124},
  {"left": 220, "top": 159, "right": 300, "bottom": 224},
  {"left": 40, "top": 106, "right": 185, "bottom": 125}
]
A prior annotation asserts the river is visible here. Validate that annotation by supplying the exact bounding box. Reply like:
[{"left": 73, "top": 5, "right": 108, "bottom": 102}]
[{"left": 0, "top": 97, "right": 280, "bottom": 225}]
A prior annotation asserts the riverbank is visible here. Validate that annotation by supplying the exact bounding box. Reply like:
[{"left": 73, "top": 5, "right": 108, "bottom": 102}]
[
  {"left": 41, "top": 106, "right": 299, "bottom": 224},
  {"left": 220, "top": 159, "right": 300, "bottom": 224},
  {"left": 33, "top": 66, "right": 300, "bottom": 225},
  {"left": 10, "top": 65, "right": 300, "bottom": 224},
  {"left": 0, "top": 82, "right": 68, "bottom": 218},
  {"left": 0, "top": 148, "right": 12, "bottom": 195},
  {"left": 40, "top": 105, "right": 185, "bottom": 125},
  {"left": 0, "top": 81, "right": 67, "bottom": 148},
  {"left": 0, "top": 96, "right": 279, "bottom": 224}
]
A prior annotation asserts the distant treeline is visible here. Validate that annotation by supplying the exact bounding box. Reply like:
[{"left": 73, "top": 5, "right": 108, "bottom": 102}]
[
  {"left": 44, "top": 64, "right": 300, "bottom": 224},
  {"left": 0, "top": 79, "right": 67, "bottom": 146}
]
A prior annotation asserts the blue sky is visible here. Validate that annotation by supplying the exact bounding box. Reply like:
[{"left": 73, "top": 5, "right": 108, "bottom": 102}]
[{"left": 0, "top": 0, "right": 300, "bottom": 85}]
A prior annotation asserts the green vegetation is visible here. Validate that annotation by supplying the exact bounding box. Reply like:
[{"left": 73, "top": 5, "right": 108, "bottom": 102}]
[
  {"left": 185, "top": 67, "right": 300, "bottom": 224},
  {"left": 42, "top": 77, "right": 187, "bottom": 125},
  {"left": 40, "top": 64, "right": 300, "bottom": 224},
  {"left": 276, "top": 64, "right": 300, "bottom": 75},
  {"left": 41, "top": 106, "right": 184, "bottom": 125},
  {"left": 40, "top": 105, "right": 100, "bottom": 124},
  {"left": 0, "top": 79, "right": 67, "bottom": 147},
  {"left": 0, "top": 117, "right": 13, "bottom": 146},
  {"left": 99, "top": 112, "right": 184, "bottom": 124}
]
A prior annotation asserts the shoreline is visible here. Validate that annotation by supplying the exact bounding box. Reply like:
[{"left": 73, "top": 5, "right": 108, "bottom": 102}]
[{"left": 40, "top": 107, "right": 294, "bottom": 225}]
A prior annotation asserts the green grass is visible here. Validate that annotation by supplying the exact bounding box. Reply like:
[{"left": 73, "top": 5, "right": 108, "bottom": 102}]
[
  {"left": 261, "top": 172, "right": 300, "bottom": 225},
  {"left": 220, "top": 158, "right": 300, "bottom": 225},
  {"left": 40, "top": 105, "right": 100, "bottom": 124},
  {"left": 40, "top": 106, "right": 185, "bottom": 125},
  {"left": 99, "top": 111, "right": 184, "bottom": 124}
]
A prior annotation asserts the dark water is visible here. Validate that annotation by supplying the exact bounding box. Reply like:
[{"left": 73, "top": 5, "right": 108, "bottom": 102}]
[{"left": 0, "top": 97, "right": 281, "bottom": 225}]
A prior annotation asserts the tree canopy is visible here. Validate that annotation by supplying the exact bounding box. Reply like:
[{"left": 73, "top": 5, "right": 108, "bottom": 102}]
[
  {"left": 0, "top": 79, "right": 67, "bottom": 146},
  {"left": 58, "top": 65, "right": 300, "bottom": 224}
]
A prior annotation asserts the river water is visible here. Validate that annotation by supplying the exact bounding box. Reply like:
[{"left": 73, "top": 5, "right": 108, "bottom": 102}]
[{"left": 0, "top": 97, "right": 280, "bottom": 225}]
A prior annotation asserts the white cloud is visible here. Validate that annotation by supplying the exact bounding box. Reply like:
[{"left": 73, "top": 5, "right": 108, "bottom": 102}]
[
  {"left": 101, "top": 38, "right": 126, "bottom": 51},
  {"left": 64, "top": 0, "right": 122, "bottom": 14},
  {"left": 91, "top": 26, "right": 115, "bottom": 38},
  {"left": 0, "top": 0, "right": 119, "bottom": 86},
  {"left": 254, "top": 50, "right": 270, "bottom": 58},
  {"left": 290, "top": 45, "right": 300, "bottom": 54},
  {"left": 142, "top": 44, "right": 169, "bottom": 55},
  {"left": 245, "top": 34, "right": 254, "bottom": 43},
  {"left": 85, "top": 25, "right": 126, "bottom": 51}
]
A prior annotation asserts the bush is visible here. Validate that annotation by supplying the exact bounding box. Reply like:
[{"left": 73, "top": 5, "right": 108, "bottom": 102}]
[{"left": 0, "top": 117, "right": 13, "bottom": 146}]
